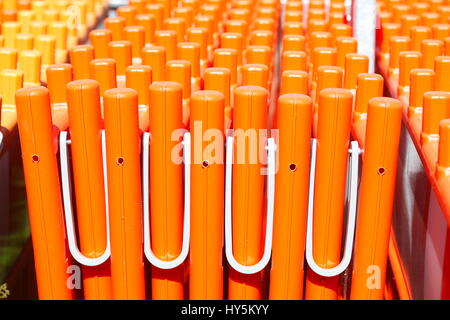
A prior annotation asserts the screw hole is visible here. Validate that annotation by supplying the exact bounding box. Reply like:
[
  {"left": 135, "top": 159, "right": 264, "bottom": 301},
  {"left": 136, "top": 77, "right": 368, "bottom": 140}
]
[
  {"left": 289, "top": 163, "right": 297, "bottom": 171},
  {"left": 32, "top": 155, "right": 40, "bottom": 163},
  {"left": 202, "top": 160, "right": 209, "bottom": 168},
  {"left": 116, "top": 157, "right": 125, "bottom": 165},
  {"left": 378, "top": 167, "right": 386, "bottom": 175}
]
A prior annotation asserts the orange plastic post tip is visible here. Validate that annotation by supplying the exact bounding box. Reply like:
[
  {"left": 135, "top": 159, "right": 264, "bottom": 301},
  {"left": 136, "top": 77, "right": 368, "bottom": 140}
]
[
  {"left": 142, "top": 46, "right": 166, "bottom": 81},
  {"left": 108, "top": 41, "right": 132, "bottom": 76},
  {"left": 280, "top": 70, "right": 309, "bottom": 95}
]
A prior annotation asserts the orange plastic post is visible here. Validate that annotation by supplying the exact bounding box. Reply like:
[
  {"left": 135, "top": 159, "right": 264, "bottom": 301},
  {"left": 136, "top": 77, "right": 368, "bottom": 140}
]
[
  {"left": 142, "top": 46, "right": 166, "bottom": 81},
  {"left": 315, "top": 66, "right": 344, "bottom": 100},
  {"left": 125, "top": 65, "right": 152, "bottom": 132},
  {"left": 311, "top": 47, "right": 337, "bottom": 77},
  {"left": 146, "top": 3, "right": 165, "bottom": 30},
  {"left": 335, "top": 37, "right": 357, "bottom": 69},
  {"left": 228, "top": 85, "right": 268, "bottom": 300},
  {"left": 380, "top": 23, "right": 401, "bottom": 55},
  {"left": 249, "top": 30, "right": 274, "bottom": 47},
  {"left": 173, "top": 7, "right": 194, "bottom": 27},
  {"left": 435, "top": 56, "right": 450, "bottom": 91},
  {"left": 46, "top": 64, "right": 72, "bottom": 130},
  {"left": 70, "top": 45, "right": 94, "bottom": 80},
  {"left": 344, "top": 53, "right": 369, "bottom": 91},
  {"left": 103, "top": 88, "right": 146, "bottom": 300},
  {"left": 220, "top": 32, "right": 244, "bottom": 66},
  {"left": 353, "top": 73, "right": 384, "bottom": 142},
  {"left": 166, "top": 60, "right": 192, "bottom": 127},
  {"left": 15, "top": 33, "right": 33, "bottom": 51},
  {"left": 398, "top": 51, "right": 422, "bottom": 96},
  {"left": 280, "top": 70, "right": 309, "bottom": 95},
  {"left": 269, "top": 93, "right": 312, "bottom": 300},
  {"left": 136, "top": 14, "right": 156, "bottom": 45},
  {"left": 204, "top": 67, "right": 231, "bottom": 128},
  {"left": 89, "top": 29, "right": 112, "bottom": 59},
  {"left": 283, "top": 22, "right": 304, "bottom": 36},
  {"left": 422, "top": 12, "right": 440, "bottom": 28},
  {"left": 350, "top": 97, "right": 403, "bottom": 300},
  {"left": 0, "top": 47, "right": 17, "bottom": 70},
  {"left": 400, "top": 14, "right": 420, "bottom": 37},
  {"left": 117, "top": 5, "right": 137, "bottom": 26},
  {"left": 189, "top": 90, "right": 225, "bottom": 300},
  {"left": 187, "top": 27, "right": 210, "bottom": 73},
  {"left": 155, "top": 30, "right": 178, "bottom": 61},
  {"left": 285, "top": 10, "right": 303, "bottom": 23},
  {"left": 194, "top": 15, "right": 215, "bottom": 48},
  {"left": 245, "top": 45, "right": 272, "bottom": 68},
  {"left": 104, "top": 16, "right": 126, "bottom": 41},
  {"left": 409, "top": 68, "right": 435, "bottom": 117},
  {"left": 281, "top": 50, "right": 307, "bottom": 72},
  {"left": 410, "top": 26, "right": 431, "bottom": 51},
  {"left": 305, "top": 88, "right": 353, "bottom": 300},
  {"left": 18, "top": 50, "right": 41, "bottom": 87},
  {"left": 225, "top": 19, "right": 248, "bottom": 37},
  {"left": 35, "top": 35, "right": 56, "bottom": 73},
  {"left": 130, "top": 0, "right": 146, "bottom": 14},
  {"left": 436, "top": 120, "right": 450, "bottom": 180},
  {"left": 164, "top": 17, "right": 186, "bottom": 42},
  {"left": 309, "top": 31, "right": 332, "bottom": 52},
  {"left": 148, "top": 81, "right": 185, "bottom": 300},
  {"left": 108, "top": 41, "right": 132, "bottom": 87},
  {"left": 213, "top": 48, "right": 238, "bottom": 87},
  {"left": 421, "top": 91, "right": 450, "bottom": 145},
  {"left": 282, "top": 34, "right": 306, "bottom": 52},
  {"left": 329, "top": 24, "right": 352, "bottom": 44},
  {"left": 89, "top": 58, "right": 118, "bottom": 97},
  {"left": 388, "top": 36, "right": 411, "bottom": 75},
  {"left": 15, "top": 86, "right": 73, "bottom": 300},
  {"left": 241, "top": 64, "right": 269, "bottom": 90},
  {"left": 66, "top": 80, "right": 112, "bottom": 300},
  {"left": 312, "top": 66, "right": 344, "bottom": 137},
  {"left": 432, "top": 24, "right": 450, "bottom": 41},
  {"left": 420, "top": 39, "right": 444, "bottom": 69},
  {"left": 124, "top": 26, "right": 146, "bottom": 62},
  {"left": 177, "top": 42, "right": 202, "bottom": 91},
  {"left": 445, "top": 37, "right": 450, "bottom": 55}
]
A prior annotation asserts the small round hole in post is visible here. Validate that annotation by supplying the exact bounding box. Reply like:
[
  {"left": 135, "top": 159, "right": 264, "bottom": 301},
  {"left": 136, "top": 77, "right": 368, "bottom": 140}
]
[
  {"left": 116, "top": 157, "right": 125, "bottom": 165},
  {"left": 202, "top": 160, "right": 209, "bottom": 168},
  {"left": 377, "top": 167, "right": 386, "bottom": 175},
  {"left": 289, "top": 163, "right": 297, "bottom": 172},
  {"left": 32, "top": 155, "right": 40, "bottom": 163}
]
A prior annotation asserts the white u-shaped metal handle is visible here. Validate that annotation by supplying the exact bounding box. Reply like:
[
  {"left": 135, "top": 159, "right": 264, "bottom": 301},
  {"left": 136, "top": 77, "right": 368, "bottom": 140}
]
[
  {"left": 59, "top": 130, "right": 111, "bottom": 267},
  {"left": 142, "top": 131, "right": 191, "bottom": 269},
  {"left": 305, "top": 139, "right": 361, "bottom": 277},
  {"left": 224, "top": 136, "right": 277, "bottom": 275}
]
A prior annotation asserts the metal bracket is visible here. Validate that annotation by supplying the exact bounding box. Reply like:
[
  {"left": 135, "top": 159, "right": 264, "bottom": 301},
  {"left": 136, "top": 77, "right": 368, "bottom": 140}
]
[
  {"left": 305, "top": 139, "right": 361, "bottom": 277},
  {"left": 224, "top": 136, "right": 277, "bottom": 275},
  {"left": 59, "top": 130, "right": 111, "bottom": 266},
  {"left": 142, "top": 132, "right": 191, "bottom": 269}
]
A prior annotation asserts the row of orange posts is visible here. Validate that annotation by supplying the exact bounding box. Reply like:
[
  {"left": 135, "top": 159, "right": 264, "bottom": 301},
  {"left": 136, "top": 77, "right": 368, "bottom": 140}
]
[
  {"left": 9, "top": 0, "right": 408, "bottom": 300},
  {"left": 375, "top": 0, "right": 450, "bottom": 299},
  {"left": 0, "top": 0, "right": 110, "bottom": 147}
]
